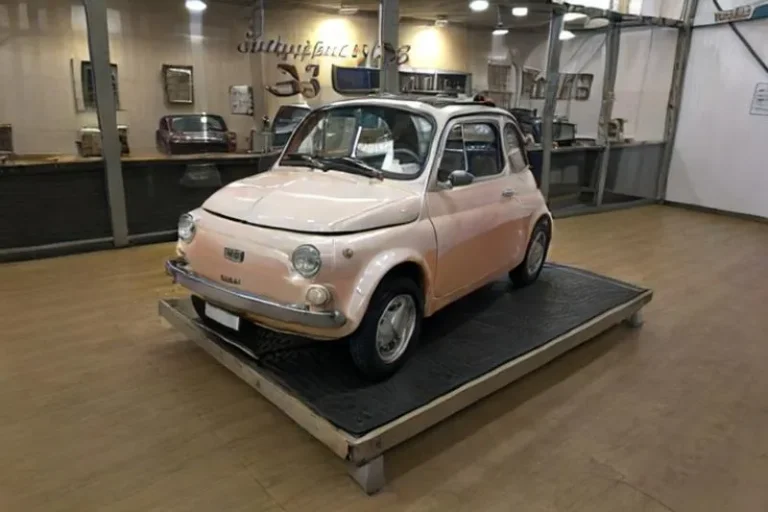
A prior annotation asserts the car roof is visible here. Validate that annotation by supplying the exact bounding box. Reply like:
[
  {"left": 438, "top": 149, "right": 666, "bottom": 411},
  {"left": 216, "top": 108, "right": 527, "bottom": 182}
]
[{"left": 321, "top": 95, "right": 515, "bottom": 123}]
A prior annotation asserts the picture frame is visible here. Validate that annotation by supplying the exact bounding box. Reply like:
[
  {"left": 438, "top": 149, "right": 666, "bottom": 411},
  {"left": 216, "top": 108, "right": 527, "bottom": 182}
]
[
  {"left": 230, "top": 85, "right": 254, "bottom": 115},
  {"left": 162, "top": 64, "right": 194, "bottom": 105}
]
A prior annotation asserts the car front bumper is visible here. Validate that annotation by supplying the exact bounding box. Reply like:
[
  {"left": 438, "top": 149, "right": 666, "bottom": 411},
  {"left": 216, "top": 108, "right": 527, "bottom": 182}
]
[{"left": 165, "top": 259, "right": 346, "bottom": 329}]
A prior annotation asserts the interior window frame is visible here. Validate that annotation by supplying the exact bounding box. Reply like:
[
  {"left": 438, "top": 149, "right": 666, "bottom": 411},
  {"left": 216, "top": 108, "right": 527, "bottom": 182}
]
[
  {"left": 428, "top": 115, "right": 507, "bottom": 191},
  {"left": 502, "top": 120, "right": 530, "bottom": 173}
]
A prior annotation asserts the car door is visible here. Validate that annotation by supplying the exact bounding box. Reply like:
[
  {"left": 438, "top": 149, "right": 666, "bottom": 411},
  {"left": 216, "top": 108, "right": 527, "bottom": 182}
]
[
  {"left": 426, "top": 117, "right": 519, "bottom": 300},
  {"left": 502, "top": 120, "right": 541, "bottom": 268}
]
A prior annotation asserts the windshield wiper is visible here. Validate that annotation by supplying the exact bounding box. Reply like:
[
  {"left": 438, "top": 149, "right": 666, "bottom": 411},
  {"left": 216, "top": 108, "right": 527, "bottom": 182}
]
[
  {"left": 323, "top": 156, "right": 384, "bottom": 180},
  {"left": 281, "top": 153, "right": 327, "bottom": 170}
]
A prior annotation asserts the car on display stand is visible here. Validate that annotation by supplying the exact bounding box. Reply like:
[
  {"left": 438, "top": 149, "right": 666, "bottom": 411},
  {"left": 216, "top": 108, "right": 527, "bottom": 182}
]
[
  {"left": 156, "top": 113, "right": 237, "bottom": 155},
  {"left": 166, "top": 96, "right": 552, "bottom": 380}
]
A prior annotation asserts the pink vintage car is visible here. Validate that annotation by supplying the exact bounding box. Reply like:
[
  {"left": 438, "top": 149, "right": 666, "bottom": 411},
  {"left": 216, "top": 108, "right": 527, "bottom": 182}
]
[{"left": 166, "top": 96, "right": 552, "bottom": 380}]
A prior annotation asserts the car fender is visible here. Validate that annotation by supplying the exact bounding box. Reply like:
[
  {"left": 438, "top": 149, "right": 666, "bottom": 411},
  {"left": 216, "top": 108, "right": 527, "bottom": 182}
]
[
  {"left": 344, "top": 248, "right": 434, "bottom": 326},
  {"left": 526, "top": 202, "right": 553, "bottom": 239}
]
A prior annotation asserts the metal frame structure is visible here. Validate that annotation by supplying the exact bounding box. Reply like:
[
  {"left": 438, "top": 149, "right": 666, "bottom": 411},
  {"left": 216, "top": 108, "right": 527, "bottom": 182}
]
[
  {"left": 537, "top": 1, "right": 696, "bottom": 211},
  {"left": 73, "top": 0, "right": 705, "bottom": 247},
  {"left": 82, "top": 0, "right": 128, "bottom": 247}
]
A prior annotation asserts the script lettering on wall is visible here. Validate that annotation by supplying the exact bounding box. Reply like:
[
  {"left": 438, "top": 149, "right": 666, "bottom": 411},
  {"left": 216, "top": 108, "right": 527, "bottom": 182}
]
[
  {"left": 237, "top": 33, "right": 410, "bottom": 65},
  {"left": 266, "top": 63, "right": 321, "bottom": 98}
]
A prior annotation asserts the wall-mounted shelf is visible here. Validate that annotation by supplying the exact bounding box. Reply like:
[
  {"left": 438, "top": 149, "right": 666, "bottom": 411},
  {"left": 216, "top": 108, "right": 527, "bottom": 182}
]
[{"left": 331, "top": 65, "right": 472, "bottom": 96}]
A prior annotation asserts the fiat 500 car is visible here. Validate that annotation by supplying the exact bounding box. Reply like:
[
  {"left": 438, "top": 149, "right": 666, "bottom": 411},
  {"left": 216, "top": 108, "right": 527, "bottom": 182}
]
[{"left": 166, "top": 96, "right": 552, "bottom": 380}]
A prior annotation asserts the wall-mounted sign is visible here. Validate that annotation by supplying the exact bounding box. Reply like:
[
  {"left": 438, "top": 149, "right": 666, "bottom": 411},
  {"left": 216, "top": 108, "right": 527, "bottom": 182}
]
[
  {"left": 713, "top": 1, "right": 768, "bottom": 24},
  {"left": 750, "top": 83, "right": 768, "bottom": 116},
  {"left": 237, "top": 32, "right": 410, "bottom": 65}
]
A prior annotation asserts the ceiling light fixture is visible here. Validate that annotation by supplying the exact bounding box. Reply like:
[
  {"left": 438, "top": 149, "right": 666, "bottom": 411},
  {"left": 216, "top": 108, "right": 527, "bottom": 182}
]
[
  {"left": 564, "top": 12, "right": 588, "bottom": 22},
  {"left": 185, "top": 0, "right": 207, "bottom": 12},
  {"left": 492, "top": 6, "right": 508, "bottom": 36},
  {"left": 435, "top": 16, "right": 448, "bottom": 27},
  {"left": 511, "top": 7, "right": 529, "bottom": 17},
  {"left": 559, "top": 30, "right": 576, "bottom": 40},
  {"left": 338, "top": 5, "right": 359, "bottom": 15},
  {"left": 469, "top": 0, "right": 489, "bottom": 12}
]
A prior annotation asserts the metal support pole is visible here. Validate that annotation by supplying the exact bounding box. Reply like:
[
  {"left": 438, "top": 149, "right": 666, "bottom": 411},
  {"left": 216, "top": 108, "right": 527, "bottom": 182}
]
[
  {"left": 656, "top": 0, "right": 700, "bottom": 200},
  {"left": 594, "top": 22, "right": 621, "bottom": 207},
  {"left": 379, "top": 0, "right": 399, "bottom": 94},
  {"left": 83, "top": 0, "right": 128, "bottom": 247},
  {"left": 540, "top": 11, "right": 564, "bottom": 201}
]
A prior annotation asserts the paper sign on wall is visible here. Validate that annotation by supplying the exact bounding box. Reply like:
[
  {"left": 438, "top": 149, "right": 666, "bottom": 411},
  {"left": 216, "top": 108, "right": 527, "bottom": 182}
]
[{"left": 750, "top": 83, "right": 768, "bottom": 116}]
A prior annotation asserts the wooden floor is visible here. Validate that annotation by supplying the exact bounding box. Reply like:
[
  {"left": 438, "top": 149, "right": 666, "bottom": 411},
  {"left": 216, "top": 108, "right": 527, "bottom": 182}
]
[{"left": 1, "top": 205, "right": 767, "bottom": 512}]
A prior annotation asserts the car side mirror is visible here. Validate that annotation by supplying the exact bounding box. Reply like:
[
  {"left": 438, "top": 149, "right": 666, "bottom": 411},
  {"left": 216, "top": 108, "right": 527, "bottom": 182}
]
[{"left": 448, "top": 170, "right": 474, "bottom": 187}]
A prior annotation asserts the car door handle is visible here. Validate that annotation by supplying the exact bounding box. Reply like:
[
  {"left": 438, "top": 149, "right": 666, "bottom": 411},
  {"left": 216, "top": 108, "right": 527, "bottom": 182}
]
[{"left": 501, "top": 189, "right": 515, "bottom": 198}]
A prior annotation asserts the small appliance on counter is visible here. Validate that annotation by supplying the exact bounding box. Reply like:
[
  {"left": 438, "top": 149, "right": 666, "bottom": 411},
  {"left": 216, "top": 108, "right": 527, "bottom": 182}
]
[
  {"left": 77, "top": 125, "right": 130, "bottom": 157},
  {"left": 608, "top": 118, "right": 627, "bottom": 142}
]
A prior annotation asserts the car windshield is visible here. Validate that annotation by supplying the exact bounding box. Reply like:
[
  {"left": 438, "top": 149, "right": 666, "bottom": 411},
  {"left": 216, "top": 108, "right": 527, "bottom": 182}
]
[
  {"left": 172, "top": 115, "right": 226, "bottom": 132},
  {"left": 281, "top": 105, "right": 435, "bottom": 180}
]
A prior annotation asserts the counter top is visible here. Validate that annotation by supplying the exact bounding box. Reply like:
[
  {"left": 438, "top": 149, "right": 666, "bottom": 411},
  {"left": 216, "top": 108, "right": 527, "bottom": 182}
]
[{"left": 0, "top": 151, "right": 281, "bottom": 168}]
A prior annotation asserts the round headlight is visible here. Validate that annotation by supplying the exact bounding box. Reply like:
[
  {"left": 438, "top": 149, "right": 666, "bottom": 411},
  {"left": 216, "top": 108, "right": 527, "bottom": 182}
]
[
  {"left": 291, "top": 245, "right": 321, "bottom": 278},
  {"left": 178, "top": 213, "right": 196, "bottom": 243}
]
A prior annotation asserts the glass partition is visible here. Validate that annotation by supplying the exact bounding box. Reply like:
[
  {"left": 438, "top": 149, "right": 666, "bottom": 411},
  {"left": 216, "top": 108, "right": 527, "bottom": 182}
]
[{"left": 0, "top": 0, "right": 115, "bottom": 254}]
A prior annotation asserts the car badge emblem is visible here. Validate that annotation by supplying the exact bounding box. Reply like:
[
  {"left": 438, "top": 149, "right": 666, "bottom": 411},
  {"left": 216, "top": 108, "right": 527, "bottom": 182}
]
[
  {"left": 221, "top": 275, "right": 241, "bottom": 286},
  {"left": 224, "top": 247, "right": 245, "bottom": 263}
]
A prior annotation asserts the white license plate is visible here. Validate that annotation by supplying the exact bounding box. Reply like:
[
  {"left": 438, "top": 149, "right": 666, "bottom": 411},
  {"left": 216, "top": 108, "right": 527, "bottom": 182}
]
[{"left": 204, "top": 303, "right": 241, "bottom": 331}]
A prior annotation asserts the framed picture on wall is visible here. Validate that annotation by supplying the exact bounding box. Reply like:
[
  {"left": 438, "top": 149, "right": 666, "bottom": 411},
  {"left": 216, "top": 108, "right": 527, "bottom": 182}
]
[
  {"left": 81, "top": 61, "right": 120, "bottom": 109},
  {"left": 574, "top": 74, "right": 594, "bottom": 101},
  {"left": 230, "top": 85, "right": 254, "bottom": 115},
  {"left": 162, "top": 64, "right": 194, "bottom": 104}
]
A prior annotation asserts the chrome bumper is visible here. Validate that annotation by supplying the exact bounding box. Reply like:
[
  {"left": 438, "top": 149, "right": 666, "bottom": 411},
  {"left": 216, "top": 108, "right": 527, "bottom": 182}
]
[{"left": 165, "top": 259, "right": 346, "bottom": 329}]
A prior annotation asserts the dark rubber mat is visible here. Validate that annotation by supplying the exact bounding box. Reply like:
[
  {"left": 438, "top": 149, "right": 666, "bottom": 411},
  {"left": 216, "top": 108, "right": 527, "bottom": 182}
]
[{"left": 185, "top": 264, "right": 647, "bottom": 437}]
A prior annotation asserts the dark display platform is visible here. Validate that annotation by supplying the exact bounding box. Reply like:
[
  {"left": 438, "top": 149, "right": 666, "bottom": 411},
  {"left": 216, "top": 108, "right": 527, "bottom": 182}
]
[{"left": 170, "top": 264, "right": 648, "bottom": 436}]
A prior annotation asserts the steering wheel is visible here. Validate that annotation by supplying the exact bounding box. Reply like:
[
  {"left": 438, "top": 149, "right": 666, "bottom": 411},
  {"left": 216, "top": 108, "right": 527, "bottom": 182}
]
[{"left": 393, "top": 148, "right": 421, "bottom": 164}]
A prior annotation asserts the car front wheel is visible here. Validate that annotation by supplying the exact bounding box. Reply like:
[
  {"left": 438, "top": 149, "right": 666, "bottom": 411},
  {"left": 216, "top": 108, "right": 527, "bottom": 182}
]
[
  {"left": 509, "top": 219, "right": 551, "bottom": 287},
  {"left": 349, "top": 277, "right": 422, "bottom": 381}
]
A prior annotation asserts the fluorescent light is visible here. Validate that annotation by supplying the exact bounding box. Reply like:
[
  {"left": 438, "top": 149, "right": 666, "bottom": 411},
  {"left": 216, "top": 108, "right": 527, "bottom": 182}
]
[
  {"left": 559, "top": 30, "right": 575, "bottom": 40},
  {"left": 185, "top": 0, "right": 207, "bottom": 12},
  {"left": 338, "top": 6, "right": 358, "bottom": 15},
  {"left": 564, "top": 12, "right": 587, "bottom": 22},
  {"left": 511, "top": 7, "right": 529, "bottom": 17},
  {"left": 469, "top": 0, "right": 489, "bottom": 12},
  {"left": 435, "top": 18, "right": 449, "bottom": 27},
  {"left": 493, "top": 27, "right": 509, "bottom": 35}
]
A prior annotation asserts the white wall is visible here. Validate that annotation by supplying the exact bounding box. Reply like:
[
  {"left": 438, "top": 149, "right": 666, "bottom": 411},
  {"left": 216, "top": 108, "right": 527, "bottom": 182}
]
[
  {"left": 0, "top": 0, "right": 508, "bottom": 156},
  {"left": 523, "top": 26, "right": 677, "bottom": 141},
  {"left": 558, "top": 0, "right": 686, "bottom": 18},
  {"left": 666, "top": 18, "right": 768, "bottom": 218}
]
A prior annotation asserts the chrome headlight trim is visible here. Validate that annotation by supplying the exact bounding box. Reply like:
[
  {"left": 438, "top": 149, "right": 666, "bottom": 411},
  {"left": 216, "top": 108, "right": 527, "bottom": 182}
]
[
  {"left": 291, "top": 244, "right": 322, "bottom": 278},
  {"left": 178, "top": 213, "right": 196, "bottom": 243}
]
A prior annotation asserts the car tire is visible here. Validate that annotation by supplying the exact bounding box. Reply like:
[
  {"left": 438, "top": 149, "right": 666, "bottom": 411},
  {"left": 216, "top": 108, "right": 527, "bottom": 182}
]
[
  {"left": 509, "top": 218, "right": 551, "bottom": 287},
  {"left": 349, "top": 276, "right": 423, "bottom": 382}
]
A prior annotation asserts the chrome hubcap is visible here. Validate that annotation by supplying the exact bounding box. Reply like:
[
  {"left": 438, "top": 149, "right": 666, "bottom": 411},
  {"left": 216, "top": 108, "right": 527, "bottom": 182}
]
[
  {"left": 375, "top": 294, "right": 417, "bottom": 364},
  {"left": 526, "top": 231, "right": 548, "bottom": 275}
]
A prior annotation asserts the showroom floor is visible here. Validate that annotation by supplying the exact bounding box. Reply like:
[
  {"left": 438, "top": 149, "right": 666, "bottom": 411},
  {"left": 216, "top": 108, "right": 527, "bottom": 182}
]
[{"left": 1, "top": 205, "right": 767, "bottom": 512}]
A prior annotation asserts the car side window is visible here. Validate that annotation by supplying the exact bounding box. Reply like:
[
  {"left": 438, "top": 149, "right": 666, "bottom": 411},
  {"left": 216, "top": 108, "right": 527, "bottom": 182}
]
[
  {"left": 503, "top": 123, "right": 528, "bottom": 173},
  {"left": 437, "top": 122, "right": 502, "bottom": 182}
]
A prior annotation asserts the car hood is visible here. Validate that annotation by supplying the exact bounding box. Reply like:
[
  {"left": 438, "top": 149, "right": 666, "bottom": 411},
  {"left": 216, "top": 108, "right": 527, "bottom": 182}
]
[{"left": 202, "top": 167, "right": 422, "bottom": 233}]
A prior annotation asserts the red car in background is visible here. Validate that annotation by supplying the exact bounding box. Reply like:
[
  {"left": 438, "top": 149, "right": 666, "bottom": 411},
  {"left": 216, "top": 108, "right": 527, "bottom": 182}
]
[{"left": 156, "top": 114, "right": 237, "bottom": 155}]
